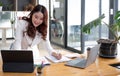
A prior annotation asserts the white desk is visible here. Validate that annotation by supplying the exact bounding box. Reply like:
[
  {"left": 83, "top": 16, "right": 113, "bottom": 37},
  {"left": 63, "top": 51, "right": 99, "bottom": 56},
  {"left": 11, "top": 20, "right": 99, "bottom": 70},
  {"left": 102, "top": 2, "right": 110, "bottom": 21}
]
[{"left": 0, "top": 26, "right": 11, "bottom": 45}]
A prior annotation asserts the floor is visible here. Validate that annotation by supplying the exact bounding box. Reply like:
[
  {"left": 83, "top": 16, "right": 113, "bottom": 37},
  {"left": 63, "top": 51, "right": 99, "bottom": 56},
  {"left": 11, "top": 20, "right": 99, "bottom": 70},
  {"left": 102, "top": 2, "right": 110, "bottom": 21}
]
[
  {"left": 1, "top": 39, "right": 120, "bottom": 58},
  {"left": 0, "top": 39, "right": 73, "bottom": 57},
  {"left": 0, "top": 39, "right": 13, "bottom": 50}
]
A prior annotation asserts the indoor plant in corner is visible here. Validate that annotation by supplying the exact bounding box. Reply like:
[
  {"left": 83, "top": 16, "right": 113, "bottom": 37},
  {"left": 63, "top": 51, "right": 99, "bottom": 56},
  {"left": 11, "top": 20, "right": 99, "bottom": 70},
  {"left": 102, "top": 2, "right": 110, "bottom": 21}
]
[
  {"left": 0, "top": 1, "right": 3, "bottom": 11},
  {"left": 82, "top": 11, "right": 120, "bottom": 58}
]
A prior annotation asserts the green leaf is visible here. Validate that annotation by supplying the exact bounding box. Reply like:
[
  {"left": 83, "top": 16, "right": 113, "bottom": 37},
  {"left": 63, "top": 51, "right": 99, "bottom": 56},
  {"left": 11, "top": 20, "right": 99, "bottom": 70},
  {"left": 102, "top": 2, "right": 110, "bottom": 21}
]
[{"left": 82, "top": 14, "right": 105, "bottom": 34}]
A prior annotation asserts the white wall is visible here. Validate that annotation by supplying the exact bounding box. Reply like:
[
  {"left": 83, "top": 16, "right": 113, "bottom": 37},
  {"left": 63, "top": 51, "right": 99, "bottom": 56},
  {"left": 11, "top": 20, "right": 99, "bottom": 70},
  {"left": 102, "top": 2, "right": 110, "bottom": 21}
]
[{"left": 39, "top": 0, "right": 49, "bottom": 11}]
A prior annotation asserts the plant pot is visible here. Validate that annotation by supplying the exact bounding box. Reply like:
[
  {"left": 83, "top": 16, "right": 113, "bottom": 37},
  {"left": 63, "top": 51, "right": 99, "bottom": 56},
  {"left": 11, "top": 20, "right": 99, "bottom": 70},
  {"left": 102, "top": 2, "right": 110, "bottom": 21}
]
[{"left": 97, "top": 39, "right": 117, "bottom": 58}]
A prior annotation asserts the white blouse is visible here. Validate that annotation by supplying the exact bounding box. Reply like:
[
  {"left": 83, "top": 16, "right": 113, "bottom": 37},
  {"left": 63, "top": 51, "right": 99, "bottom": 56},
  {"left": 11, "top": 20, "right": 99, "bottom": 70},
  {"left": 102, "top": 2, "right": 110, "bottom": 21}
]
[{"left": 12, "top": 20, "right": 55, "bottom": 62}]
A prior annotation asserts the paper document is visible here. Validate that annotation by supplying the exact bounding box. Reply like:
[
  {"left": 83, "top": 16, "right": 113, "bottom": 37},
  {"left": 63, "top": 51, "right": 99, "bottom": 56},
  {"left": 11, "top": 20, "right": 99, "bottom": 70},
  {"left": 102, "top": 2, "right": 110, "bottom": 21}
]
[
  {"left": 45, "top": 55, "right": 71, "bottom": 63},
  {"left": 34, "top": 56, "right": 51, "bottom": 65},
  {"left": 65, "top": 53, "right": 80, "bottom": 58}
]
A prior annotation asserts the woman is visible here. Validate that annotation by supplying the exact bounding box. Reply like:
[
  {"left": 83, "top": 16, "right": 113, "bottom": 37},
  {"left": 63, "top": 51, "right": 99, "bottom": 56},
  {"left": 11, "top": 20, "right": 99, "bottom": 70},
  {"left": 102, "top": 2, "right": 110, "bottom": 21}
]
[{"left": 11, "top": 4, "right": 61, "bottom": 60}]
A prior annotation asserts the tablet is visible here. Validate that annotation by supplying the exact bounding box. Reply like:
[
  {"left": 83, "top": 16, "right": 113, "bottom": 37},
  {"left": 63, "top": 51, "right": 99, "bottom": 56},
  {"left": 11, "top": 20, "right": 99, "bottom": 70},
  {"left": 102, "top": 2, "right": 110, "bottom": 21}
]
[{"left": 1, "top": 50, "right": 34, "bottom": 73}]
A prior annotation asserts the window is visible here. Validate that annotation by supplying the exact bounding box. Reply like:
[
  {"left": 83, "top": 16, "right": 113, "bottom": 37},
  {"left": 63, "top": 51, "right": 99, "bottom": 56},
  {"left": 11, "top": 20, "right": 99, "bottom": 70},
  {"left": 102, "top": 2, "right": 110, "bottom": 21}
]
[
  {"left": 50, "top": 0, "right": 65, "bottom": 45},
  {"left": 67, "top": 0, "right": 81, "bottom": 51},
  {"left": 0, "top": 12, "right": 16, "bottom": 39},
  {"left": 84, "top": 0, "right": 99, "bottom": 48}
]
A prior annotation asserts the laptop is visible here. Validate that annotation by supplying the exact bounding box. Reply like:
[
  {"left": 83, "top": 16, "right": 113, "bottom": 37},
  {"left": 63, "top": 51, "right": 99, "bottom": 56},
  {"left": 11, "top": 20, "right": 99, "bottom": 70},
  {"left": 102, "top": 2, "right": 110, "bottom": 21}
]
[
  {"left": 1, "top": 50, "right": 34, "bottom": 73},
  {"left": 65, "top": 44, "right": 100, "bottom": 68}
]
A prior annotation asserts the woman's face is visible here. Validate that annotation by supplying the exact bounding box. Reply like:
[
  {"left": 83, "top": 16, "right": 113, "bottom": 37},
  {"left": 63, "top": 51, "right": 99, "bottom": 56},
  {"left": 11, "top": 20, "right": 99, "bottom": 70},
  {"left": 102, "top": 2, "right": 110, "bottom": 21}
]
[{"left": 32, "top": 12, "right": 44, "bottom": 27}]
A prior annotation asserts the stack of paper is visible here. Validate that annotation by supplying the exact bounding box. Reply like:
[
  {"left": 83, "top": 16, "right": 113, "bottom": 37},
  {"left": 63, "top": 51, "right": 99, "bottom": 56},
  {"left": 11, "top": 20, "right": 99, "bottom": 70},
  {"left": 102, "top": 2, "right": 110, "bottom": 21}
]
[
  {"left": 64, "top": 53, "right": 80, "bottom": 58},
  {"left": 45, "top": 55, "right": 71, "bottom": 63}
]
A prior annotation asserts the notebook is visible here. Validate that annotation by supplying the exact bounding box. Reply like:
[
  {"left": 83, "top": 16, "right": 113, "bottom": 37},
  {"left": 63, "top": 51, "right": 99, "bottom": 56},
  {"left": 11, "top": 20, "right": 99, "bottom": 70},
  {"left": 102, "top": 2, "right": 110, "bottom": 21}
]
[
  {"left": 65, "top": 44, "right": 100, "bottom": 68},
  {"left": 1, "top": 50, "right": 34, "bottom": 73}
]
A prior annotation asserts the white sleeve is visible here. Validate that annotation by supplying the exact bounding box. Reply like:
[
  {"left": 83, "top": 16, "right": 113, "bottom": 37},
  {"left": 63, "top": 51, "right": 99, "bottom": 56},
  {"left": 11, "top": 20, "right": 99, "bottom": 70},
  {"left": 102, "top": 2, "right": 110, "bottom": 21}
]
[
  {"left": 42, "top": 38, "right": 55, "bottom": 55},
  {"left": 13, "top": 20, "right": 27, "bottom": 50}
]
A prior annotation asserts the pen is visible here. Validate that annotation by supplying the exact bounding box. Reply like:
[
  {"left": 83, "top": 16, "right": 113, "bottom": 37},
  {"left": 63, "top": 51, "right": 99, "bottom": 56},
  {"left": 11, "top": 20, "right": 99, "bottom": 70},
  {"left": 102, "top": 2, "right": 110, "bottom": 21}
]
[
  {"left": 57, "top": 50, "right": 61, "bottom": 57},
  {"left": 41, "top": 60, "right": 44, "bottom": 68}
]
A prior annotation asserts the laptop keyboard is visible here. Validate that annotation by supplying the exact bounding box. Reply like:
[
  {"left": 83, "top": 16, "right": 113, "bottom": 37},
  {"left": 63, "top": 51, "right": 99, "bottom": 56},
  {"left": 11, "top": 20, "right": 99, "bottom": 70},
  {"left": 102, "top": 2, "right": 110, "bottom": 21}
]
[
  {"left": 76, "top": 59, "right": 86, "bottom": 66},
  {"left": 67, "top": 58, "right": 85, "bottom": 64}
]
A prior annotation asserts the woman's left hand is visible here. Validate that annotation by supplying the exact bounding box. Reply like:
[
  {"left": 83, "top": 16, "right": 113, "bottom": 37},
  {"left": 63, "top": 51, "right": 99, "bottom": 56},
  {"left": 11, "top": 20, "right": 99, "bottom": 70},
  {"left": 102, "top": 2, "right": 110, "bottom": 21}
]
[{"left": 52, "top": 52, "right": 62, "bottom": 60}]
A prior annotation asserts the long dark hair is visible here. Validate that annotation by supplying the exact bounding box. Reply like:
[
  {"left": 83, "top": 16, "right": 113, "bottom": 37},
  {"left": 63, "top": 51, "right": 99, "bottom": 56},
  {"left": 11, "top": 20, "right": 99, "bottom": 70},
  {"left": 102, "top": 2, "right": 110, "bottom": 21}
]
[{"left": 22, "top": 4, "right": 48, "bottom": 40}]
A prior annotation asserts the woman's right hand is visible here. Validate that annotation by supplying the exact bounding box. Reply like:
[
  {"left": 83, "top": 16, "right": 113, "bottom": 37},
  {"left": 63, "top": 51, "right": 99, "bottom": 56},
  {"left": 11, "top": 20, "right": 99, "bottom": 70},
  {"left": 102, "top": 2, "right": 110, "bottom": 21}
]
[{"left": 51, "top": 52, "right": 62, "bottom": 60}]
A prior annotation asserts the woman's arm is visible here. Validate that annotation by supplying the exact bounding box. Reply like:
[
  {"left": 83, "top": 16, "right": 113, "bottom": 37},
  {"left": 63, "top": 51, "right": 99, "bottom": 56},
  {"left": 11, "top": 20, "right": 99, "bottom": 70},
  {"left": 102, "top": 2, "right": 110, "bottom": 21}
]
[{"left": 42, "top": 38, "right": 62, "bottom": 60}]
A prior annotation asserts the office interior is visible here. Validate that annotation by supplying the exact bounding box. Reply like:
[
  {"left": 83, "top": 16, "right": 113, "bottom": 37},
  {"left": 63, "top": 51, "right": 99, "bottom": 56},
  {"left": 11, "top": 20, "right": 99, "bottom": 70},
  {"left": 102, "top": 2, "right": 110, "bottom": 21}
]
[
  {"left": 1, "top": 0, "right": 120, "bottom": 76},
  {"left": 0, "top": 0, "right": 120, "bottom": 54}
]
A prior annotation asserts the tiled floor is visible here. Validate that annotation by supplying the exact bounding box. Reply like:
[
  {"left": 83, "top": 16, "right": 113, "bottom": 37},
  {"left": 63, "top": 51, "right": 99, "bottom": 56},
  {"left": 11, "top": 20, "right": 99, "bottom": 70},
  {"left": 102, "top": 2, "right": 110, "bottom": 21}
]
[
  {"left": 1, "top": 39, "right": 120, "bottom": 58},
  {"left": 0, "top": 39, "right": 72, "bottom": 57},
  {"left": 1, "top": 38, "right": 119, "bottom": 63},
  {"left": 0, "top": 40, "right": 13, "bottom": 50}
]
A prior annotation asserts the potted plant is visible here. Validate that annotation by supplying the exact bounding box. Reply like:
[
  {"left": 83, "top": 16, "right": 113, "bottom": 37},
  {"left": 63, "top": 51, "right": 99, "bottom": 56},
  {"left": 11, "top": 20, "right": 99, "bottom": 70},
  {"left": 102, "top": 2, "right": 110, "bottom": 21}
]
[
  {"left": 0, "top": 1, "right": 3, "bottom": 11},
  {"left": 82, "top": 11, "right": 120, "bottom": 58}
]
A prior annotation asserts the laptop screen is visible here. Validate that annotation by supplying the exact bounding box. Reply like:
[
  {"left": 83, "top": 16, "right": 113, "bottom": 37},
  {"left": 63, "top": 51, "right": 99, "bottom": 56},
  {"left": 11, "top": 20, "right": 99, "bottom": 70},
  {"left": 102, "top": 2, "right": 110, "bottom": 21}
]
[{"left": 86, "top": 44, "right": 100, "bottom": 67}]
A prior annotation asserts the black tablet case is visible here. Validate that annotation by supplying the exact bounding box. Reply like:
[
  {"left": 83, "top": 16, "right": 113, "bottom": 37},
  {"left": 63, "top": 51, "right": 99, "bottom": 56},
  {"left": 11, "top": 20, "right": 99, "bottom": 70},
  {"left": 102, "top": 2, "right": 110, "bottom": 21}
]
[{"left": 1, "top": 50, "right": 34, "bottom": 73}]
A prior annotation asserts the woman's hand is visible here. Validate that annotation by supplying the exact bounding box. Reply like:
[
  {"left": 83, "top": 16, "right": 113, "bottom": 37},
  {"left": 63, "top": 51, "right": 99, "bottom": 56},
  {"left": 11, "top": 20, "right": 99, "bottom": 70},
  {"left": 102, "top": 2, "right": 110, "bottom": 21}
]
[{"left": 52, "top": 52, "right": 62, "bottom": 60}]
